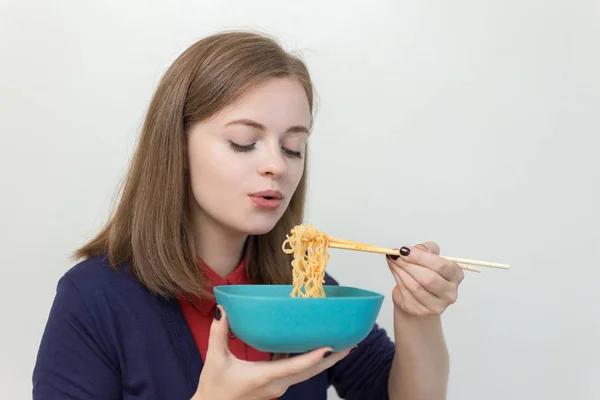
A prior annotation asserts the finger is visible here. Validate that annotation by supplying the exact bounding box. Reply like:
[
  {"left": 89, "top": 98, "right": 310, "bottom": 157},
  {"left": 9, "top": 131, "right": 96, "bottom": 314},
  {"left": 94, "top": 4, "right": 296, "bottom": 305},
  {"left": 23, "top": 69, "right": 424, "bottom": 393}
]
[
  {"left": 259, "top": 346, "right": 332, "bottom": 379},
  {"left": 388, "top": 254, "right": 448, "bottom": 297},
  {"left": 206, "top": 305, "right": 231, "bottom": 359},
  {"left": 391, "top": 256, "right": 458, "bottom": 305},
  {"left": 389, "top": 267, "right": 432, "bottom": 315},
  {"left": 284, "top": 346, "right": 356, "bottom": 386},
  {"left": 264, "top": 345, "right": 351, "bottom": 383},
  {"left": 398, "top": 244, "right": 463, "bottom": 283},
  {"left": 389, "top": 264, "right": 448, "bottom": 314},
  {"left": 387, "top": 259, "right": 407, "bottom": 290},
  {"left": 416, "top": 241, "right": 440, "bottom": 255},
  {"left": 416, "top": 241, "right": 463, "bottom": 283}
]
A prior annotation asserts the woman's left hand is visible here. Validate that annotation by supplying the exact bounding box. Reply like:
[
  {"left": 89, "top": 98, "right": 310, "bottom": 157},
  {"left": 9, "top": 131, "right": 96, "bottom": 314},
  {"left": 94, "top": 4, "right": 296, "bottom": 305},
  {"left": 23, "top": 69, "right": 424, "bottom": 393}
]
[{"left": 386, "top": 241, "right": 464, "bottom": 317}]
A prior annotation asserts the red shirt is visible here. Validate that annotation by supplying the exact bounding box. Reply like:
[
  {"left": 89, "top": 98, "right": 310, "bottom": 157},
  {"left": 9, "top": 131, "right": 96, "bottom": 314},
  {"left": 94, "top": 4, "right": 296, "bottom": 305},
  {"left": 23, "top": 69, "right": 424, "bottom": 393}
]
[{"left": 177, "top": 257, "right": 276, "bottom": 379}]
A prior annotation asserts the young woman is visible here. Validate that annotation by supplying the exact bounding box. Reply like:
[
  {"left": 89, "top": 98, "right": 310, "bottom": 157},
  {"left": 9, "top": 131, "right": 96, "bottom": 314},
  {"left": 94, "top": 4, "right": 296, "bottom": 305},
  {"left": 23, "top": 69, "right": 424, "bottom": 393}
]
[{"left": 33, "top": 31, "right": 463, "bottom": 400}]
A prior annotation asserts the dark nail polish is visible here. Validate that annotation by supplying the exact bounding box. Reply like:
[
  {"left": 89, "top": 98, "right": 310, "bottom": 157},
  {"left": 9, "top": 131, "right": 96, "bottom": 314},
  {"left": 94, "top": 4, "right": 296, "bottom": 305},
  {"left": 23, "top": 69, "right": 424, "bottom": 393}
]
[
  {"left": 323, "top": 351, "right": 333, "bottom": 358},
  {"left": 387, "top": 254, "right": 399, "bottom": 261},
  {"left": 400, "top": 247, "right": 411, "bottom": 256},
  {"left": 214, "top": 306, "right": 222, "bottom": 321}
]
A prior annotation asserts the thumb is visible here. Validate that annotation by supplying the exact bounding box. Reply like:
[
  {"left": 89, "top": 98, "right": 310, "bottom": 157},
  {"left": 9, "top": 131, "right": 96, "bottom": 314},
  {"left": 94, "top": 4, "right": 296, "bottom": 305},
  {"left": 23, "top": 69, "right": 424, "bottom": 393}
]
[
  {"left": 206, "top": 305, "right": 230, "bottom": 359},
  {"left": 415, "top": 241, "right": 440, "bottom": 255}
]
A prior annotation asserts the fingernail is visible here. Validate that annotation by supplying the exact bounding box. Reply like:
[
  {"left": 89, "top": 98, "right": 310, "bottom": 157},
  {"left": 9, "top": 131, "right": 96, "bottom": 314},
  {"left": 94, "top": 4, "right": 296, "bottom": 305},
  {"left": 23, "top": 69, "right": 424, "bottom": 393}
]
[
  {"left": 323, "top": 351, "right": 333, "bottom": 358},
  {"left": 387, "top": 254, "right": 399, "bottom": 261},
  {"left": 214, "top": 305, "right": 222, "bottom": 321},
  {"left": 400, "top": 247, "right": 411, "bottom": 256}
]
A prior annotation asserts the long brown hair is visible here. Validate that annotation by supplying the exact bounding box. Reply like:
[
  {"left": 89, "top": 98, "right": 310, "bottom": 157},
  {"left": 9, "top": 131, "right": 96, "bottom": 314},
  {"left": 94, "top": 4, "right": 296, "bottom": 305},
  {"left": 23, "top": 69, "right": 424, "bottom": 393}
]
[{"left": 74, "top": 31, "right": 314, "bottom": 300}]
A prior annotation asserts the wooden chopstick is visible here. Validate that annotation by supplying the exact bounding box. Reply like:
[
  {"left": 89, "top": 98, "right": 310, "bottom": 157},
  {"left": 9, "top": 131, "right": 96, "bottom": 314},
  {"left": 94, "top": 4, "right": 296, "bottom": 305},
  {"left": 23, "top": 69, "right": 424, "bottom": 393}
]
[
  {"left": 437, "top": 256, "right": 510, "bottom": 270},
  {"left": 328, "top": 242, "right": 483, "bottom": 272},
  {"left": 327, "top": 240, "right": 509, "bottom": 272},
  {"left": 455, "top": 263, "right": 484, "bottom": 273}
]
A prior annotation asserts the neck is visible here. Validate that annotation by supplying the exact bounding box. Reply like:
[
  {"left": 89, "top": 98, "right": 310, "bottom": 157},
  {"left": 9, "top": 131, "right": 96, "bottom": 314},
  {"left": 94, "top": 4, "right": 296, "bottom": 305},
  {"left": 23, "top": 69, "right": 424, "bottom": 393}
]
[{"left": 191, "top": 208, "right": 248, "bottom": 279}]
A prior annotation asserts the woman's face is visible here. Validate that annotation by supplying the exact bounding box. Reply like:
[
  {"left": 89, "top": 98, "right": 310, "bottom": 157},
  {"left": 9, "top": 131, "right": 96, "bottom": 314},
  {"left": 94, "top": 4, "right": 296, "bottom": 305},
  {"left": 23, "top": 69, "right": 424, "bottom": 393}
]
[{"left": 186, "top": 77, "right": 311, "bottom": 236}]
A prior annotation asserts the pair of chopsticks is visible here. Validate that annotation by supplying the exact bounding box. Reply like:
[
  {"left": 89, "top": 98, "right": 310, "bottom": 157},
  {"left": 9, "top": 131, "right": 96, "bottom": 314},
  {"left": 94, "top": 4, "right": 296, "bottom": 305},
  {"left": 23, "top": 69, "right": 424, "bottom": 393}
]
[{"left": 326, "top": 236, "right": 510, "bottom": 273}]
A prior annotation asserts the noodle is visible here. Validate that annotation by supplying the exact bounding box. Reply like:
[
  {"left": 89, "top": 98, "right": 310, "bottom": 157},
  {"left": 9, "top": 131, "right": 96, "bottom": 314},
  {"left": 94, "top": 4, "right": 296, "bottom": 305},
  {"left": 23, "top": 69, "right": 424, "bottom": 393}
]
[{"left": 282, "top": 224, "right": 331, "bottom": 298}]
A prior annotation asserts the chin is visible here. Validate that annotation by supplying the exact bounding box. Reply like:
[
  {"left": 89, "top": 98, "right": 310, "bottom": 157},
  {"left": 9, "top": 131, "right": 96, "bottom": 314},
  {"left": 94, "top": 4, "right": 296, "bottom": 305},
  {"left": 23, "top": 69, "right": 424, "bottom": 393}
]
[
  {"left": 244, "top": 224, "right": 278, "bottom": 236},
  {"left": 242, "top": 215, "right": 282, "bottom": 236}
]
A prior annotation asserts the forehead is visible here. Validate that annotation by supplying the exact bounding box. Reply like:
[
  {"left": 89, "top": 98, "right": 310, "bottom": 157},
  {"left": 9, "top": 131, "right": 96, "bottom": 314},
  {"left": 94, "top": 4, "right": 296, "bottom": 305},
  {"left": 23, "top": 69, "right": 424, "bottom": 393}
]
[{"left": 213, "top": 77, "right": 312, "bottom": 128}]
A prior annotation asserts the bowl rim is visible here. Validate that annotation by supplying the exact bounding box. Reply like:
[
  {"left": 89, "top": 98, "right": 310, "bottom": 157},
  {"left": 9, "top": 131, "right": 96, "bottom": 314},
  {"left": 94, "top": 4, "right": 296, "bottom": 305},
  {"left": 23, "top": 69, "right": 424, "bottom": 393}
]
[{"left": 213, "top": 284, "right": 384, "bottom": 301}]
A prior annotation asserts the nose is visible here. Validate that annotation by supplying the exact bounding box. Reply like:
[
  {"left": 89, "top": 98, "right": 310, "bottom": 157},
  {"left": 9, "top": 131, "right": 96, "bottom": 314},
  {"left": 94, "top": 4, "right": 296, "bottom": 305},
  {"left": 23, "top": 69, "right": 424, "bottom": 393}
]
[{"left": 258, "top": 144, "right": 287, "bottom": 178}]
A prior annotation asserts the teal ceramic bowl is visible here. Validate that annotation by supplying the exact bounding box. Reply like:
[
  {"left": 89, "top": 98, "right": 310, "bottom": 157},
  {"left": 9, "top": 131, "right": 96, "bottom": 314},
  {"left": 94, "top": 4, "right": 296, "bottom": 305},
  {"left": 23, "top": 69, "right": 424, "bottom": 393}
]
[{"left": 213, "top": 284, "right": 384, "bottom": 353}]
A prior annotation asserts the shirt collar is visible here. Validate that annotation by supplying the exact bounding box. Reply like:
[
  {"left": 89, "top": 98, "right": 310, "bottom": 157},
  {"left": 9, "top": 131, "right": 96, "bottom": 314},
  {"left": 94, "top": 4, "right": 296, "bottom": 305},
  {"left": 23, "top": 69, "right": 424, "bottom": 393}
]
[{"left": 193, "top": 257, "right": 250, "bottom": 316}]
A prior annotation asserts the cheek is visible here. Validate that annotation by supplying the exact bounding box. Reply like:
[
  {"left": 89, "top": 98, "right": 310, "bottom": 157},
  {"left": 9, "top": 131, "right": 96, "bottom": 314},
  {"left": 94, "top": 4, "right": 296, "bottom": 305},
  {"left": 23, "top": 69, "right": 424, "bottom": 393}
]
[
  {"left": 287, "top": 160, "right": 305, "bottom": 189},
  {"left": 187, "top": 144, "right": 225, "bottom": 199},
  {"left": 187, "top": 144, "right": 252, "bottom": 208}
]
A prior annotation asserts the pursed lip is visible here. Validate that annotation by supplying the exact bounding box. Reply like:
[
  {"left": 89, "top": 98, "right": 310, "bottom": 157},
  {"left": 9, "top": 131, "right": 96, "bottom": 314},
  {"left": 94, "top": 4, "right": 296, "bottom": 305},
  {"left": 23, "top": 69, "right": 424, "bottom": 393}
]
[{"left": 249, "top": 190, "right": 284, "bottom": 199}]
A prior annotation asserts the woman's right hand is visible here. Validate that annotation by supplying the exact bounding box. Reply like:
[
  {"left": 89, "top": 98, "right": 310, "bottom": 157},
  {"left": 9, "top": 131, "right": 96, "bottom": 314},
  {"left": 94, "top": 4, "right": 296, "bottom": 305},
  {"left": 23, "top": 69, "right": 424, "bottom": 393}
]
[{"left": 192, "top": 305, "right": 355, "bottom": 400}]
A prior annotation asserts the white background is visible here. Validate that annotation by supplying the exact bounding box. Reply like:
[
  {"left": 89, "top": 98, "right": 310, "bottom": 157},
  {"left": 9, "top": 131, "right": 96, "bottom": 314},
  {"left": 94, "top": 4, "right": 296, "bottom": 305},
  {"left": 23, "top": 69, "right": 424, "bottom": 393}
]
[{"left": 1, "top": 1, "right": 599, "bottom": 399}]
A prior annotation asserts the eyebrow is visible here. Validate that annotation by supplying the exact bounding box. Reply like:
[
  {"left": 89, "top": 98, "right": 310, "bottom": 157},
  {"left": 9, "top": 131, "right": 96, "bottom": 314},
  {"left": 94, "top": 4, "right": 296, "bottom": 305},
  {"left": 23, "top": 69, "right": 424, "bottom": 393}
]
[{"left": 224, "top": 119, "right": 310, "bottom": 134}]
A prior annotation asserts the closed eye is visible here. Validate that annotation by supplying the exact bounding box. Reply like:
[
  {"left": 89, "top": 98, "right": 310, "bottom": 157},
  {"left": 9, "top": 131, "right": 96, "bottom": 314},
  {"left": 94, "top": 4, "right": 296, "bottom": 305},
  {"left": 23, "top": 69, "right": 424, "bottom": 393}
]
[
  {"left": 229, "top": 141, "right": 256, "bottom": 152},
  {"left": 230, "top": 141, "right": 302, "bottom": 159},
  {"left": 283, "top": 147, "right": 302, "bottom": 159}
]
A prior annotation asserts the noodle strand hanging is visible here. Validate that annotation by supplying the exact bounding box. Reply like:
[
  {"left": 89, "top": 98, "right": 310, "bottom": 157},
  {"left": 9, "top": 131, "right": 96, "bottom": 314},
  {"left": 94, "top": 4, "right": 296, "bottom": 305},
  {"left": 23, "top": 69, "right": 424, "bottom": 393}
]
[{"left": 282, "top": 224, "right": 331, "bottom": 298}]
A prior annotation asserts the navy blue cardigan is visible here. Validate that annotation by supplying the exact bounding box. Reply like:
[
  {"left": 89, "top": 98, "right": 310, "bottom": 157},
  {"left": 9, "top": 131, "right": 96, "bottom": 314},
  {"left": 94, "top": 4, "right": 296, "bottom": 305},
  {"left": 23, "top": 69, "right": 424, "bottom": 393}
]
[{"left": 33, "top": 254, "right": 396, "bottom": 399}]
